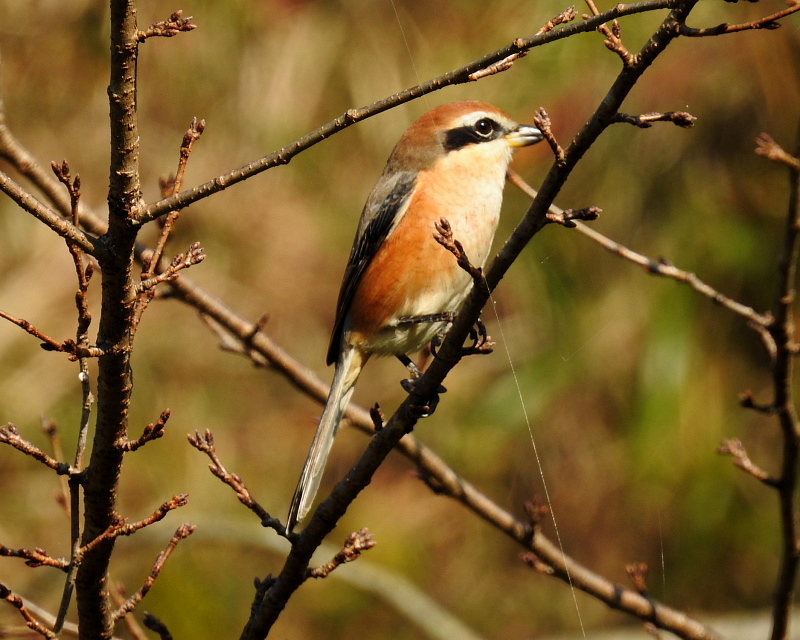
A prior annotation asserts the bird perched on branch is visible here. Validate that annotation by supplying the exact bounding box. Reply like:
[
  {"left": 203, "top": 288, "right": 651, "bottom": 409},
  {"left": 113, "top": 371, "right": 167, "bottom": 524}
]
[{"left": 288, "top": 100, "right": 543, "bottom": 532}]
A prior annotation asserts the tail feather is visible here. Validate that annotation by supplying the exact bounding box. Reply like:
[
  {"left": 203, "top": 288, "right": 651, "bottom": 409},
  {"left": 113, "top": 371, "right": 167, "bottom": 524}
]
[{"left": 287, "top": 345, "right": 365, "bottom": 532}]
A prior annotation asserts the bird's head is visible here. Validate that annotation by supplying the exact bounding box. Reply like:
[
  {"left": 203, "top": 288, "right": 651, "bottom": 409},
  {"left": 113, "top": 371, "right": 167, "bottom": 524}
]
[{"left": 387, "top": 100, "right": 543, "bottom": 173}]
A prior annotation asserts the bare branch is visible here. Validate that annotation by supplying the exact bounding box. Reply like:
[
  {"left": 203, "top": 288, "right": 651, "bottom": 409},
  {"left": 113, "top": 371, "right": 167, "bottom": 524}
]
[
  {"left": 536, "top": 6, "right": 579, "bottom": 35},
  {"left": 680, "top": 3, "right": 800, "bottom": 36},
  {"left": 308, "top": 529, "right": 376, "bottom": 578},
  {"left": 739, "top": 389, "right": 776, "bottom": 415},
  {"left": 532, "top": 108, "right": 565, "bottom": 166},
  {"left": 598, "top": 19, "right": 636, "bottom": 65},
  {"left": 135, "top": 242, "right": 205, "bottom": 294},
  {"left": 613, "top": 110, "right": 696, "bottom": 128},
  {"left": 123, "top": 410, "right": 170, "bottom": 452},
  {"left": 144, "top": 117, "right": 206, "bottom": 280},
  {"left": 110, "top": 583, "right": 151, "bottom": 640},
  {"left": 756, "top": 132, "right": 800, "bottom": 170},
  {"left": 137, "top": 10, "right": 197, "bottom": 41},
  {"left": 718, "top": 438, "right": 778, "bottom": 487},
  {"left": 0, "top": 169, "right": 101, "bottom": 256},
  {"left": 507, "top": 170, "right": 773, "bottom": 328},
  {"left": 111, "top": 524, "right": 195, "bottom": 621},
  {"left": 136, "top": 0, "right": 680, "bottom": 226},
  {"left": 764, "top": 123, "right": 800, "bottom": 640},
  {"left": 0, "top": 583, "right": 57, "bottom": 639},
  {"left": 0, "top": 424, "right": 77, "bottom": 476},
  {"left": 187, "top": 430, "right": 287, "bottom": 536},
  {"left": 78, "top": 495, "right": 189, "bottom": 559},
  {"left": 0, "top": 544, "right": 68, "bottom": 570}
]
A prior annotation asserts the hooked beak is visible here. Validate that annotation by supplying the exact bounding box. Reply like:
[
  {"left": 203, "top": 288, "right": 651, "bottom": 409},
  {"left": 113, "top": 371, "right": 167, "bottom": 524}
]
[{"left": 505, "top": 123, "right": 544, "bottom": 148}]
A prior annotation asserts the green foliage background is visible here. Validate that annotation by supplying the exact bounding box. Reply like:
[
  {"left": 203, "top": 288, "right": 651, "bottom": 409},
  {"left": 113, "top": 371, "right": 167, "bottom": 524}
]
[{"left": 1, "top": 0, "right": 799, "bottom": 637}]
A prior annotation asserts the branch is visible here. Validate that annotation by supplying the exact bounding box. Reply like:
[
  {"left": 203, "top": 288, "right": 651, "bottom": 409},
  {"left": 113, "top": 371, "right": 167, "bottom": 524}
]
[
  {"left": 717, "top": 438, "right": 778, "bottom": 487},
  {"left": 0, "top": 424, "right": 78, "bottom": 476},
  {"left": 122, "top": 410, "right": 170, "bottom": 452},
  {"left": 76, "top": 0, "right": 145, "bottom": 634},
  {"left": 506, "top": 170, "right": 773, "bottom": 329},
  {"left": 756, "top": 132, "right": 800, "bottom": 170},
  {"left": 680, "top": 3, "right": 800, "bottom": 36},
  {"left": 0, "top": 310, "right": 104, "bottom": 360},
  {"left": 111, "top": 523, "right": 195, "bottom": 621},
  {"left": 763, "top": 125, "right": 800, "bottom": 640},
  {"left": 0, "top": 169, "right": 101, "bottom": 256},
  {"left": 0, "top": 544, "right": 69, "bottom": 570},
  {"left": 136, "top": 10, "right": 196, "bottom": 41},
  {"left": 0, "top": 583, "right": 57, "bottom": 639},
  {"left": 187, "top": 430, "right": 286, "bottom": 536},
  {"left": 136, "top": 0, "right": 680, "bottom": 225},
  {"left": 308, "top": 529, "right": 376, "bottom": 578},
  {"left": 134, "top": 242, "right": 205, "bottom": 294},
  {"left": 613, "top": 110, "right": 696, "bottom": 128},
  {"left": 78, "top": 495, "right": 189, "bottom": 559}
]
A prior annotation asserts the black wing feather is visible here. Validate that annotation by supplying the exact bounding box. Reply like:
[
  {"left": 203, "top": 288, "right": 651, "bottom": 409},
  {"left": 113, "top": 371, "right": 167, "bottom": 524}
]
[{"left": 326, "top": 173, "right": 416, "bottom": 365}]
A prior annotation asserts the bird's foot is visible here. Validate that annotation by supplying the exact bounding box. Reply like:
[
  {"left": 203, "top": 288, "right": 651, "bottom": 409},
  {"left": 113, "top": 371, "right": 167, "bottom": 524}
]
[
  {"left": 463, "top": 317, "right": 495, "bottom": 356},
  {"left": 400, "top": 376, "right": 446, "bottom": 419}
]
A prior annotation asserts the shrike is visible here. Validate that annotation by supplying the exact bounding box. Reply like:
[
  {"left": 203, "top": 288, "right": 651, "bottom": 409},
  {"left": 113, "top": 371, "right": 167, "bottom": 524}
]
[{"left": 288, "top": 100, "right": 543, "bottom": 531}]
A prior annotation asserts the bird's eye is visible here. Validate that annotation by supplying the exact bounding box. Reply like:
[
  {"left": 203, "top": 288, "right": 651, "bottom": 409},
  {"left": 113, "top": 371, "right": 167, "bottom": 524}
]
[{"left": 473, "top": 118, "right": 496, "bottom": 137}]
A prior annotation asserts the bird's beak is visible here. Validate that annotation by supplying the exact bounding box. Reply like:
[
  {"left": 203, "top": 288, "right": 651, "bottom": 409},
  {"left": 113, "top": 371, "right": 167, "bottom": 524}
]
[{"left": 505, "top": 124, "right": 544, "bottom": 148}]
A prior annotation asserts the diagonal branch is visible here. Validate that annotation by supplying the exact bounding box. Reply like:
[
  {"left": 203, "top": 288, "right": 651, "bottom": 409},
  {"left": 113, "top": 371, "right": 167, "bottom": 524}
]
[
  {"left": 0, "top": 169, "right": 101, "bottom": 256},
  {"left": 135, "top": 0, "right": 681, "bottom": 226},
  {"left": 110, "top": 523, "right": 195, "bottom": 622},
  {"left": 0, "top": 583, "right": 57, "bottom": 639},
  {"left": 506, "top": 170, "right": 773, "bottom": 329},
  {"left": 680, "top": 3, "right": 800, "bottom": 36}
]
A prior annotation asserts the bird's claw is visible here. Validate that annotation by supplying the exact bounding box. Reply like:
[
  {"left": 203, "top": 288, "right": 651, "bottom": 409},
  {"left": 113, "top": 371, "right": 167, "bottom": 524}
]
[{"left": 401, "top": 377, "right": 446, "bottom": 419}]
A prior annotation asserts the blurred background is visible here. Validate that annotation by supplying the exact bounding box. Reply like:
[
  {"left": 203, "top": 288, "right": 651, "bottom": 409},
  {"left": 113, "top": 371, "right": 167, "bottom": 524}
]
[{"left": 1, "top": 0, "right": 800, "bottom": 638}]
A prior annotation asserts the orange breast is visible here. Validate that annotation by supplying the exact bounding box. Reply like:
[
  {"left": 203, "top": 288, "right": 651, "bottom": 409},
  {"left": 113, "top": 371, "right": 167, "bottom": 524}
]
[{"left": 347, "top": 161, "right": 503, "bottom": 350}]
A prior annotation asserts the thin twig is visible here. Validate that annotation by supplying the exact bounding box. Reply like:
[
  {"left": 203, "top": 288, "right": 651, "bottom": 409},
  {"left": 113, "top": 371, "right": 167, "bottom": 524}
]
[
  {"left": 756, "top": 132, "right": 800, "bottom": 171},
  {"left": 137, "top": 10, "right": 196, "bottom": 41},
  {"left": 0, "top": 583, "right": 57, "bottom": 639},
  {"left": 680, "top": 3, "right": 800, "bottom": 36},
  {"left": 187, "top": 430, "right": 287, "bottom": 536},
  {"left": 0, "top": 169, "right": 101, "bottom": 256},
  {"left": 0, "top": 424, "right": 77, "bottom": 476},
  {"left": 717, "top": 438, "right": 778, "bottom": 487},
  {"left": 122, "top": 410, "right": 170, "bottom": 452},
  {"left": 308, "top": 529, "right": 376, "bottom": 578},
  {"left": 0, "top": 544, "right": 69, "bottom": 570},
  {"left": 532, "top": 108, "right": 566, "bottom": 166},
  {"left": 135, "top": 243, "right": 205, "bottom": 294},
  {"left": 110, "top": 583, "right": 151, "bottom": 640},
  {"left": 111, "top": 524, "right": 195, "bottom": 621},
  {"left": 135, "top": 0, "right": 684, "bottom": 226},
  {"left": 0, "top": 309, "right": 104, "bottom": 360},
  {"left": 144, "top": 117, "right": 206, "bottom": 280},
  {"left": 613, "top": 111, "right": 696, "bottom": 128},
  {"left": 506, "top": 170, "right": 773, "bottom": 329},
  {"left": 78, "top": 495, "right": 189, "bottom": 560}
]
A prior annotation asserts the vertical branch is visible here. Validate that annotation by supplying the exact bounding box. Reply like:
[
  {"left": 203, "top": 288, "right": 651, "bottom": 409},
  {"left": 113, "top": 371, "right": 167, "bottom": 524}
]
[
  {"left": 75, "top": 0, "right": 143, "bottom": 638},
  {"left": 767, "top": 129, "right": 800, "bottom": 640}
]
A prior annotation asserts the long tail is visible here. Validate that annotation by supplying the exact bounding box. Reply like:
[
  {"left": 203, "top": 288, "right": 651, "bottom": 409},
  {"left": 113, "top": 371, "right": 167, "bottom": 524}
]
[{"left": 287, "top": 344, "right": 366, "bottom": 532}]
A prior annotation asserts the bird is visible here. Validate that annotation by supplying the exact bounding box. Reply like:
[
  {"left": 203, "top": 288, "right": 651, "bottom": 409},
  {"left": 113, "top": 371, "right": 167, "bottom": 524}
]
[{"left": 287, "top": 100, "right": 543, "bottom": 532}]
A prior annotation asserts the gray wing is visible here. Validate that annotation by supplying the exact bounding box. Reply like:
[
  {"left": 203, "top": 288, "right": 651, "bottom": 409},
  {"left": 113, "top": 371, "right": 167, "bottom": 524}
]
[{"left": 326, "top": 171, "right": 416, "bottom": 365}]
